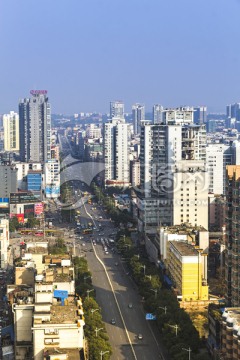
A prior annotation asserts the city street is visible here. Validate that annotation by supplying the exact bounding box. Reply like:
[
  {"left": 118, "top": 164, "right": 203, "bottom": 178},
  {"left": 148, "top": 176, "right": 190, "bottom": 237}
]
[{"left": 73, "top": 198, "right": 167, "bottom": 360}]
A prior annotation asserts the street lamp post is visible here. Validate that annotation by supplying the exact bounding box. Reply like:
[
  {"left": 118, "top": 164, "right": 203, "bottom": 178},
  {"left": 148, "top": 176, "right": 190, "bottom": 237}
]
[
  {"left": 100, "top": 351, "right": 109, "bottom": 360},
  {"left": 182, "top": 347, "right": 191, "bottom": 360},
  {"left": 91, "top": 308, "right": 99, "bottom": 317},
  {"left": 87, "top": 289, "right": 94, "bottom": 299},
  {"left": 95, "top": 327, "right": 103, "bottom": 337},
  {"left": 158, "top": 306, "right": 167, "bottom": 315},
  {"left": 168, "top": 324, "right": 179, "bottom": 336},
  {"left": 140, "top": 265, "right": 146, "bottom": 276},
  {"left": 121, "top": 235, "right": 126, "bottom": 242},
  {"left": 150, "top": 288, "right": 158, "bottom": 299},
  {"left": 84, "top": 275, "right": 91, "bottom": 284}
]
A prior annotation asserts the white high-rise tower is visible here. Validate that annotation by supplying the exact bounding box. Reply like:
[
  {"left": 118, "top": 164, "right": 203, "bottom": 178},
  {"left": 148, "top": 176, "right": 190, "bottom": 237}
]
[
  {"left": 153, "top": 104, "right": 163, "bottom": 124},
  {"left": 3, "top": 111, "right": 19, "bottom": 152},
  {"left": 110, "top": 101, "right": 124, "bottom": 119},
  {"left": 138, "top": 107, "right": 208, "bottom": 233},
  {"left": 104, "top": 118, "right": 129, "bottom": 186}
]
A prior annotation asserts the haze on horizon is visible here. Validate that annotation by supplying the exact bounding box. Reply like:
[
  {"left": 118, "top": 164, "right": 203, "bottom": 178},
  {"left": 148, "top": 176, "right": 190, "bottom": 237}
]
[{"left": 0, "top": 0, "right": 240, "bottom": 115}]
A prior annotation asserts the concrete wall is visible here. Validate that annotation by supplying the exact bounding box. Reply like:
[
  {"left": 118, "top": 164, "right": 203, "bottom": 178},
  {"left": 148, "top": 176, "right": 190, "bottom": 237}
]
[{"left": 15, "top": 267, "right": 35, "bottom": 286}]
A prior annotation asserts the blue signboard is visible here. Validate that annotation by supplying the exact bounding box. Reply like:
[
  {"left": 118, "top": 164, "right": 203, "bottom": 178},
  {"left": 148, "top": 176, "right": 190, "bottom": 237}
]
[
  {"left": 54, "top": 290, "right": 68, "bottom": 305},
  {"left": 145, "top": 313, "right": 157, "bottom": 320}
]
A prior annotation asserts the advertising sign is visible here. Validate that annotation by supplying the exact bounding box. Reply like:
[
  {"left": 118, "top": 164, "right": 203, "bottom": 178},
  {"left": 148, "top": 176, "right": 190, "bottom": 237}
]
[
  {"left": 10, "top": 213, "right": 24, "bottom": 223},
  {"left": 10, "top": 192, "right": 39, "bottom": 204},
  {"left": 34, "top": 203, "right": 44, "bottom": 215},
  {"left": 0, "top": 198, "right": 9, "bottom": 208},
  {"left": 24, "top": 204, "right": 35, "bottom": 218}
]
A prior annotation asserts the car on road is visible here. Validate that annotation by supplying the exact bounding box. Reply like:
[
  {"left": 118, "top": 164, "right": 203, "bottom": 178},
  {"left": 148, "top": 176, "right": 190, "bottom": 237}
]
[
  {"left": 128, "top": 303, "right": 133, "bottom": 309},
  {"left": 138, "top": 334, "right": 143, "bottom": 340},
  {"left": 111, "top": 318, "right": 116, "bottom": 325},
  {"left": 115, "top": 262, "right": 118, "bottom": 266}
]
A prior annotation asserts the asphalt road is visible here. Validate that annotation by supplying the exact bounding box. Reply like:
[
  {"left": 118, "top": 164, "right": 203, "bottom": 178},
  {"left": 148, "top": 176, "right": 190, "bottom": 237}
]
[
  {"left": 76, "top": 201, "right": 167, "bottom": 360},
  {"left": 46, "top": 169, "right": 168, "bottom": 360}
]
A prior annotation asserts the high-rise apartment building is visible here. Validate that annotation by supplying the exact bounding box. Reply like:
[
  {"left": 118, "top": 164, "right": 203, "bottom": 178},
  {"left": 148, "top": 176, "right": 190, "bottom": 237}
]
[
  {"left": 19, "top": 90, "right": 51, "bottom": 162},
  {"left": 137, "top": 107, "right": 208, "bottom": 234},
  {"left": 193, "top": 106, "right": 207, "bottom": 124},
  {"left": 3, "top": 111, "right": 19, "bottom": 152},
  {"left": 206, "top": 141, "right": 240, "bottom": 196},
  {"left": 206, "top": 144, "right": 232, "bottom": 195},
  {"left": 132, "top": 103, "right": 145, "bottom": 135},
  {"left": 225, "top": 165, "right": 240, "bottom": 306},
  {"left": 110, "top": 101, "right": 124, "bottom": 119},
  {"left": 104, "top": 118, "right": 129, "bottom": 186},
  {"left": 153, "top": 104, "right": 163, "bottom": 124}
]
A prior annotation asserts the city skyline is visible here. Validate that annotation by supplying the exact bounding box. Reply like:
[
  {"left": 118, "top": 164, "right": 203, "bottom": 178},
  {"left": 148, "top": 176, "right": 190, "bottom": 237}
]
[{"left": 1, "top": 0, "right": 240, "bottom": 114}]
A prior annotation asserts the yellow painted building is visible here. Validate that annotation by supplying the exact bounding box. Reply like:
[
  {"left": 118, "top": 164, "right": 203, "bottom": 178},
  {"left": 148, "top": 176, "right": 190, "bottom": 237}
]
[{"left": 168, "top": 241, "right": 208, "bottom": 301}]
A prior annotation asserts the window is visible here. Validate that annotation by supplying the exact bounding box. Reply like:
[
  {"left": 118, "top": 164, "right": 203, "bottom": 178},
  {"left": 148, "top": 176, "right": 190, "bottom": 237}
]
[{"left": 44, "top": 338, "right": 59, "bottom": 345}]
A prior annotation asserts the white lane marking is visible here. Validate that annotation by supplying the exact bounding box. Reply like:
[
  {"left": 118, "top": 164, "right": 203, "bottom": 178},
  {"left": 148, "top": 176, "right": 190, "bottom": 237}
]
[{"left": 85, "top": 203, "right": 137, "bottom": 360}]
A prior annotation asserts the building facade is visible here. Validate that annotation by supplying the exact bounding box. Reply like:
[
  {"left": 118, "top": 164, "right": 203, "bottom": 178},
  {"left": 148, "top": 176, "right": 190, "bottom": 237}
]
[
  {"left": 19, "top": 90, "right": 51, "bottom": 162},
  {"left": 132, "top": 103, "right": 145, "bottom": 135},
  {"left": 44, "top": 160, "right": 60, "bottom": 199},
  {"left": 137, "top": 107, "right": 208, "bottom": 234},
  {"left": 193, "top": 106, "right": 207, "bottom": 124},
  {"left": 225, "top": 166, "right": 240, "bottom": 306},
  {"left": 110, "top": 101, "right": 124, "bottom": 119},
  {"left": 168, "top": 241, "right": 208, "bottom": 301},
  {"left": 221, "top": 308, "right": 240, "bottom": 360},
  {"left": 3, "top": 111, "right": 19, "bottom": 152},
  {"left": 0, "top": 216, "right": 9, "bottom": 268},
  {"left": 0, "top": 165, "right": 18, "bottom": 198},
  {"left": 153, "top": 104, "right": 163, "bottom": 124},
  {"left": 104, "top": 118, "right": 129, "bottom": 186}
]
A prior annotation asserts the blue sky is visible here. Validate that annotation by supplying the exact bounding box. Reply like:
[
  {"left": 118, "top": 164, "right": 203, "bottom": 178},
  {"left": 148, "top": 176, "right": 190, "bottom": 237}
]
[{"left": 0, "top": 0, "right": 240, "bottom": 114}]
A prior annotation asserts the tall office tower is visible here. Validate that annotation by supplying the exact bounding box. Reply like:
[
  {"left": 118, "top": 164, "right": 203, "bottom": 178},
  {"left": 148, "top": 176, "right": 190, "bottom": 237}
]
[
  {"left": 3, "top": 111, "right": 19, "bottom": 152},
  {"left": 226, "top": 103, "right": 240, "bottom": 120},
  {"left": 153, "top": 104, "right": 163, "bottom": 124},
  {"left": 132, "top": 103, "right": 145, "bottom": 135},
  {"left": 226, "top": 102, "right": 240, "bottom": 129},
  {"left": 193, "top": 106, "right": 207, "bottom": 124},
  {"left": 138, "top": 107, "right": 208, "bottom": 234},
  {"left": 225, "top": 165, "right": 240, "bottom": 306},
  {"left": 104, "top": 118, "right": 129, "bottom": 186},
  {"left": 19, "top": 90, "right": 51, "bottom": 162},
  {"left": 110, "top": 101, "right": 124, "bottom": 119}
]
